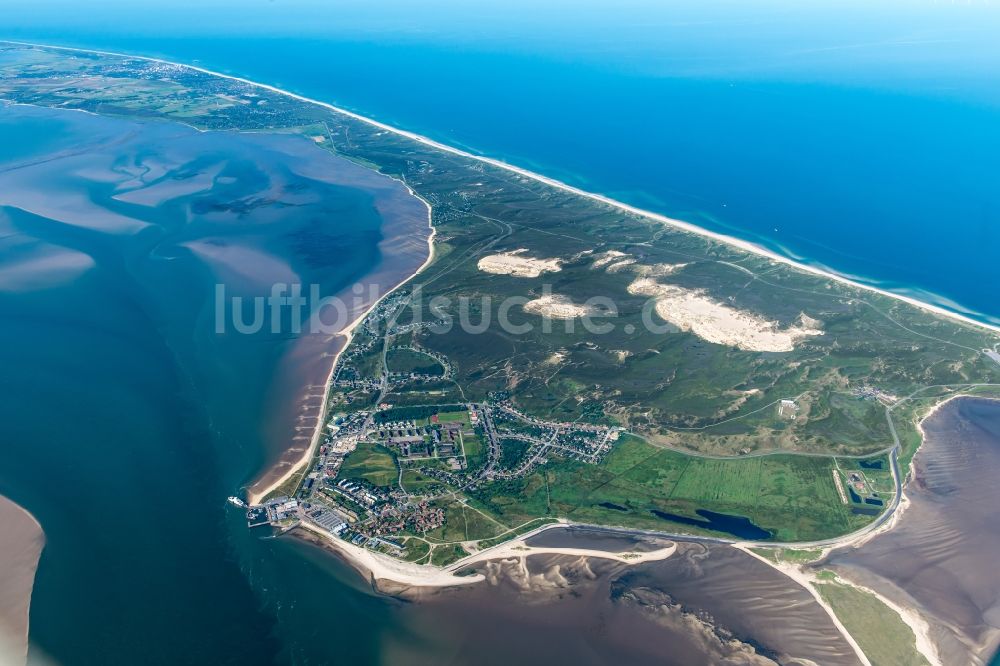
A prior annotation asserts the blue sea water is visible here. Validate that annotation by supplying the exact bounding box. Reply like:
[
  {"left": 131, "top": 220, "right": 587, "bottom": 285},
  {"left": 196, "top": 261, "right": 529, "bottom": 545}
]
[
  {"left": 3, "top": 2, "right": 1000, "bottom": 663},
  {"left": 3, "top": 0, "right": 1000, "bottom": 322},
  {"left": 0, "top": 103, "right": 416, "bottom": 664}
]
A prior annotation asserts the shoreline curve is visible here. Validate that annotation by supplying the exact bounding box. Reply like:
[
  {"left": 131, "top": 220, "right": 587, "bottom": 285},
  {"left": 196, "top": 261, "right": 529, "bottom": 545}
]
[
  {"left": 3, "top": 40, "right": 1000, "bottom": 338},
  {"left": 0, "top": 495, "right": 44, "bottom": 666},
  {"left": 245, "top": 186, "right": 435, "bottom": 505}
]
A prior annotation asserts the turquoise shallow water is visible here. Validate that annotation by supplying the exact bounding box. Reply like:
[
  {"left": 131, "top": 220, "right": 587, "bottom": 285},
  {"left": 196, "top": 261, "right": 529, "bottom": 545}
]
[
  {"left": 3, "top": 2, "right": 1000, "bottom": 662},
  {"left": 0, "top": 84, "right": 872, "bottom": 666},
  {"left": 0, "top": 104, "right": 413, "bottom": 664},
  {"left": 2, "top": 0, "right": 999, "bottom": 322}
]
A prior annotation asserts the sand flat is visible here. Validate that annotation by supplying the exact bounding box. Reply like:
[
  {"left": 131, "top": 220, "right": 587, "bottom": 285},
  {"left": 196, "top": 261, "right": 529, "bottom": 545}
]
[
  {"left": 0, "top": 496, "right": 44, "bottom": 666},
  {"left": 823, "top": 397, "right": 1000, "bottom": 666}
]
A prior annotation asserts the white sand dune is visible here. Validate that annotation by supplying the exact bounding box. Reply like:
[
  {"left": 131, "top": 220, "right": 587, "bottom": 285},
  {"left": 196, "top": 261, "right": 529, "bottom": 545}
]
[
  {"left": 591, "top": 250, "right": 630, "bottom": 269},
  {"left": 636, "top": 262, "right": 688, "bottom": 277},
  {"left": 628, "top": 278, "right": 822, "bottom": 352},
  {"left": 16, "top": 41, "right": 1000, "bottom": 338},
  {"left": 523, "top": 294, "right": 595, "bottom": 319},
  {"left": 477, "top": 250, "right": 562, "bottom": 278}
]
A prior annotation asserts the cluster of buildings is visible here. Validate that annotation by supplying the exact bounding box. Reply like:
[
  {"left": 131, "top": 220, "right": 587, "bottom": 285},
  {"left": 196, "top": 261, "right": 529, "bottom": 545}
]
[
  {"left": 307, "top": 506, "right": 347, "bottom": 535},
  {"left": 246, "top": 496, "right": 299, "bottom": 527},
  {"left": 491, "top": 401, "right": 620, "bottom": 466},
  {"left": 334, "top": 478, "right": 382, "bottom": 507},
  {"left": 851, "top": 385, "right": 899, "bottom": 406},
  {"left": 264, "top": 391, "right": 620, "bottom": 557},
  {"left": 358, "top": 500, "right": 446, "bottom": 538},
  {"left": 778, "top": 399, "right": 800, "bottom": 419},
  {"left": 376, "top": 416, "right": 466, "bottom": 463}
]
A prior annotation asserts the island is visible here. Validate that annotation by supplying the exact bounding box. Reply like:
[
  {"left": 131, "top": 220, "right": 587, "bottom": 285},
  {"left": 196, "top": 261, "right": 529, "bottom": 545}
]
[{"left": 4, "top": 41, "right": 999, "bottom": 582}]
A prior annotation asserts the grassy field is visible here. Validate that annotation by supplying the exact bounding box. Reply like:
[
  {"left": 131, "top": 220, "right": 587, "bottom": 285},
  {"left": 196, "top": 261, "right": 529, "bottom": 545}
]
[
  {"left": 817, "top": 577, "right": 930, "bottom": 666},
  {"left": 434, "top": 410, "right": 471, "bottom": 425},
  {"left": 469, "top": 436, "right": 877, "bottom": 541},
  {"left": 337, "top": 442, "right": 398, "bottom": 488},
  {"left": 462, "top": 432, "right": 486, "bottom": 470},
  {"left": 400, "top": 469, "right": 444, "bottom": 495},
  {"left": 430, "top": 543, "right": 469, "bottom": 567},
  {"left": 417, "top": 498, "right": 509, "bottom": 543},
  {"left": 399, "top": 537, "right": 430, "bottom": 563}
]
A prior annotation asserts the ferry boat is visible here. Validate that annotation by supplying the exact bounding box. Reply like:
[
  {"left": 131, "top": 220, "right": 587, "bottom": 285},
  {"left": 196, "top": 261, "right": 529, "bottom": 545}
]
[{"left": 227, "top": 496, "right": 247, "bottom": 508}]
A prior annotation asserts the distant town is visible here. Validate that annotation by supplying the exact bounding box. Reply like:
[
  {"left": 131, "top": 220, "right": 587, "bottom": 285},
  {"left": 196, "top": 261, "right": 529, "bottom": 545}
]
[{"left": 242, "top": 390, "right": 621, "bottom": 558}]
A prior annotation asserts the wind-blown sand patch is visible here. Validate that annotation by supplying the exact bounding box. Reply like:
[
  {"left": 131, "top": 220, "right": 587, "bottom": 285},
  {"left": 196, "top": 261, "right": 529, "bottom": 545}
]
[
  {"left": 591, "top": 250, "right": 630, "bottom": 269},
  {"left": 636, "top": 262, "right": 688, "bottom": 278},
  {"left": 477, "top": 250, "right": 562, "bottom": 278},
  {"left": 523, "top": 294, "right": 595, "bottom": 319},
  {"left": 605, "top": 258, "right": 637, "bottom": 272},
  {"left": 542, "top": 351, "right": 567, "bottom": 366},
  {"left": 628, "top": 278, "right": 822, "bottom": 352}
]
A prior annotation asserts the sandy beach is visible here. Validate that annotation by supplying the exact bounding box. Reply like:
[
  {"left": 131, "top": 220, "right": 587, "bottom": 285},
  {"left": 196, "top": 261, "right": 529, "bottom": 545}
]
[
  {"left": 0, "top": 495, "right": 44, "bottom": 666},
  {"left": 6, "top": 41, "right": 1000, "bottom": 339},
  {"left": 296, "top": 520, "right": 485, "bottom": 589},
  {"left": 245, "top": 188, "right": 435, "bottom": 506},
  {"left": 8, "top": 45, "right": 997, "bottom": 663},
  {"left": 295, "top": 520, "right": 677, "bottom": 594},
  {"left": 12, "top": 39, "right": 1000, "bottom": 515}
]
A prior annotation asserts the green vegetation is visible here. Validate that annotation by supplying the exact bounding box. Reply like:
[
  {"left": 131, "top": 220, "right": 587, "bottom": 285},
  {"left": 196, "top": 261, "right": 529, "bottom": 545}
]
[
  {"left": 386, "top": 348, "right": 445, "bottom": 377},
  {"left": 475, "top": 518, "right": 559, "bottom": 550},
  {"left": 749, "top": 547, "right": 823, "bottom": 564},
  {"left": 9, "top": 46, "right": 1000, "bottom": 551},
  {"left": 263, "top": 472, "right": 308, "bottom": 503},
  {"left": 497, "top": 438, "right": 531, "bottom": 470},
  {"left": 817, "top": 576, "right": 930, "bottom": 666},
  {"left": 337, "top": 442, "right": 398, "bottom": 487},
  {"left": 418, "top": 498, "right": 507, "bottom": 543},
  {"left": 400, "top": 469, "right": 444, "bottom": 495},
  {"left": 374, "top": 404, "right": 465, "bottom": 424},
  {"left": 430, "top": 543, "right": 469, "bottom": 567},
  {"left": 462, "top": 432, "right": 486, "bottom": 470},
  {"left": 465, "top": 435, "right": 880, "bottom": 541},
  {"left": 399, "top": 537, "right": 431, "bottom": 563},
  {"left": 434, "top": 410, "right": 471, "bottom": 425}
]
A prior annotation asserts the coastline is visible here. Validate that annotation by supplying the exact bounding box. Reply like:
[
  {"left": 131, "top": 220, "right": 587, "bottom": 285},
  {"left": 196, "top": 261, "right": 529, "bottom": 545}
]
[
  {"left": 274, "top": 390, "right": 984, "bottom": 595},
  {"left": 737, "top": 546, "right": 873, "bottom": 666},
  {"left": 295, "top": 519, "right": 485, "bottom": 590},
  {"left": 817, "top": 394, "right": 1000, "bottom": 666},
  {"left": 4, "top": 40, "right": 1000, "bottom": 338},
  {"left": 294, "top": 519, "right": 677, "bottom": 593},
  {"left": 4, "top": 41, "right": 1000, "bottom": 666},
  {"left": 245, "top": 189, "right": 436, "bottom": 506},
  {"left": 0, "top": 495, "right": 44, "bottom": 666}
]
